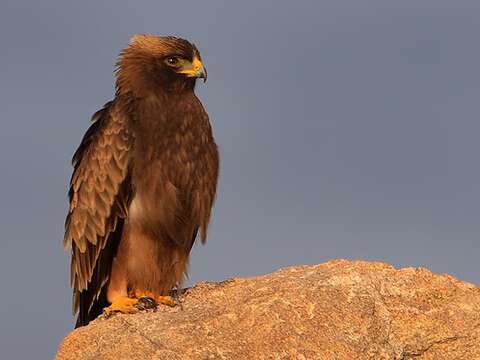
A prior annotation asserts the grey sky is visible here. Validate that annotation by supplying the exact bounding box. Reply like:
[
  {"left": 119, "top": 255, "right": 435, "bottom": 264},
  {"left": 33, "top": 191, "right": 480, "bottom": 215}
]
[{"left": 1, "top": 0, "right": 479, "bottom": 358}]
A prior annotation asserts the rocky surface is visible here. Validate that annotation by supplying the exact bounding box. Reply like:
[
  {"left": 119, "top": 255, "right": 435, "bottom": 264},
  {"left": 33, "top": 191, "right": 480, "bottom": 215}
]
[{"left": 56, "top": 260, "right": 480, "bottom": 359}]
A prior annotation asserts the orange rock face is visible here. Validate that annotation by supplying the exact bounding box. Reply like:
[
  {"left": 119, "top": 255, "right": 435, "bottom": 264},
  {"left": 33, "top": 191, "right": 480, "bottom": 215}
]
[{"left": 56, "top": 260, "right": 480, "bottom": 360}]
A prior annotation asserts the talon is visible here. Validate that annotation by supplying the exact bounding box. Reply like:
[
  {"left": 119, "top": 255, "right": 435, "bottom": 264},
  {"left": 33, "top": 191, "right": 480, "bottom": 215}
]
[
  {"left": 103, "top": 309, "right": 114, "bottom": 319},
  {"left": 135, "top": 296, "right": 157, "bottom": 311},
  {"left": 170, "top": 289, "right": 184, "bottom": 310}
]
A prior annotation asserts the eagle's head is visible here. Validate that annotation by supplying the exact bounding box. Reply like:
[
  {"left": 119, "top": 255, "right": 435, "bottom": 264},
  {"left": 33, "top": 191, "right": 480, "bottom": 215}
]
[{"left": 116, "top": 34, "right": 207, "bottom": 95}]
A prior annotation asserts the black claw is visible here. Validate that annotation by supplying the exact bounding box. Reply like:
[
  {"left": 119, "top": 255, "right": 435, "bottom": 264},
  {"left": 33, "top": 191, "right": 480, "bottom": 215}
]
[
  {"left": 170, "top": 289, "right": 184, "bottom": 310},
  {"left": 103, "top": 311, "right": 116, "bottom": 319},
  {"left": 135, "top": 297, "right": 157, "bottom": 311}
]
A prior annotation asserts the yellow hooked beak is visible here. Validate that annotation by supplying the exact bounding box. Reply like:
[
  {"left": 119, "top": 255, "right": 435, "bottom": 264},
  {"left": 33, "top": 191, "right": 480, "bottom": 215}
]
[{"left": 178, "top": 57, "right": 207, "bottom": 82}]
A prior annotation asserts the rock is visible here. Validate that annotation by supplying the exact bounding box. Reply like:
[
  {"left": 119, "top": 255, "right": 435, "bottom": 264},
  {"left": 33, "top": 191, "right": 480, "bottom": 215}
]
[{"left": 56, "top": 260, "right": 480, "bottom": 360}]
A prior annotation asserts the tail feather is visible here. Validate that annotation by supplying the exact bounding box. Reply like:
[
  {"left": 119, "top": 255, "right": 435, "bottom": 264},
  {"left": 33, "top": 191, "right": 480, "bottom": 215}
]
[{"left": 75, "top": 288, "right": 108, "bottom": 328}]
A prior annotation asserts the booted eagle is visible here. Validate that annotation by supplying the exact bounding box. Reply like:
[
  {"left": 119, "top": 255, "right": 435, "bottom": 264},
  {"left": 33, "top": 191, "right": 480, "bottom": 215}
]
[{"left": 63, "top": 35, "right": 219, "bottom": 327}]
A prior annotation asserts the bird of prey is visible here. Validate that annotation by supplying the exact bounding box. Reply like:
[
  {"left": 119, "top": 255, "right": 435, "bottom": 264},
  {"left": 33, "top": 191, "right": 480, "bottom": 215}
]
[{"left": 63, "top": 35, "right": 219, "bottom": 327}]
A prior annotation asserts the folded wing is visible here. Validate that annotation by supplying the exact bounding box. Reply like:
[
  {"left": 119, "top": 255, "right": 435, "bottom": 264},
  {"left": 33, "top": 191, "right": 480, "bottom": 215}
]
[{"left": 63, "top": 101, "right": 134, "bottom": 325}]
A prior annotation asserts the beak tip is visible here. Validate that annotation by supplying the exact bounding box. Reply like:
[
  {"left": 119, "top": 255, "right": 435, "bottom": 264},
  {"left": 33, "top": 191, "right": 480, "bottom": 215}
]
[{"left": 198, "top": 70, "right": 207, "bottom": 83}]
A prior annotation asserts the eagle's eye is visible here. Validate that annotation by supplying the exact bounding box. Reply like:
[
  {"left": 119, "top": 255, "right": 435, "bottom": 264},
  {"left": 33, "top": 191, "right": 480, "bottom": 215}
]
[{"left": 165, "top": 56, "right": 180, "bottom": 67}]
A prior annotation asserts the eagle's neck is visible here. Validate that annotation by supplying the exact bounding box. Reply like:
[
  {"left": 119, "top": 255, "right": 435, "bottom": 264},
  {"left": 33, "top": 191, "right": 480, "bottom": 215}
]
[{"left": 128, "top": 90, "right": 199, "bottom": 137}]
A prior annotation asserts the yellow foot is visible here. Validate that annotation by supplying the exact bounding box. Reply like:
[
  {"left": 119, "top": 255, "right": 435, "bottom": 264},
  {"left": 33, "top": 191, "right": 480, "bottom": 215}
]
[
  {"left": 102, "top": 296, "right": 139, "bottom": 317},
  {"left": 155, "top": 295, "right": 177, "bottom": 307}
]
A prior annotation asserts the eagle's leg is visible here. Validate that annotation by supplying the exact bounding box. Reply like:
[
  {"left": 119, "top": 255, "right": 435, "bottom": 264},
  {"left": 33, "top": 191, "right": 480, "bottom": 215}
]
[{"left": 102, "top": 296, "right": 140, "bottom": 317}]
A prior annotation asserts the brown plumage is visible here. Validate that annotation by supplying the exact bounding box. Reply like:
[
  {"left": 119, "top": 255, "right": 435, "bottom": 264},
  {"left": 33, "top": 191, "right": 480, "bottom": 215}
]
[{"left": 63, "top": 35, "right": 219, "bottom": 327}]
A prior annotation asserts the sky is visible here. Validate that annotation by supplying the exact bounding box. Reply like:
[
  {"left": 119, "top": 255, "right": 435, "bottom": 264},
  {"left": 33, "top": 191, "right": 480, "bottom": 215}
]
[{"left": 1, "top": 0, "right": 479, "bottom": 358}]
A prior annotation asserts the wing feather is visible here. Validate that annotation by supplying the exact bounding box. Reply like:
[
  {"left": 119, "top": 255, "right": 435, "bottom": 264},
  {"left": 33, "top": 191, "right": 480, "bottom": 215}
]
[{"left": 64, "top": 101, "right": 133, "bottom": 321}]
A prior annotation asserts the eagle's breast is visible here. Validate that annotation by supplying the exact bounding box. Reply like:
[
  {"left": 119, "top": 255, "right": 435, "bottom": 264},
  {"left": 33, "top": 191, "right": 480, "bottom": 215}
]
[{"left": 127, "top": 94, "right": 218, "bottom": 246}]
